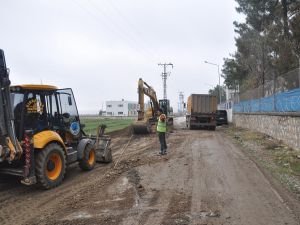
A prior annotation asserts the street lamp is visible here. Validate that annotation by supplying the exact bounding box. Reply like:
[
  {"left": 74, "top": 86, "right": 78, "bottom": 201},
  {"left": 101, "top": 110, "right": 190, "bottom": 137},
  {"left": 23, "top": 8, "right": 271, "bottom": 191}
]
[{"left": 204, "top": 60, "right": 221, "bottom": 103}]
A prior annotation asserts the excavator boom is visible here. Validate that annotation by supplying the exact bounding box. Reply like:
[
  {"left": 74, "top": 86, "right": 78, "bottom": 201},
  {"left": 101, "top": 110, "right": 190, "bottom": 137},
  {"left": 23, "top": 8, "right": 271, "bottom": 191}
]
[
  {"left": 133, "top": 78, "right": 161, "bottom": 134},
  {"left": 137, "top": 78, "right": 159, "bottom": 121},
  {"left": 0, "top": 49, "right": 9, "bottom": 137},
  {"left": 0, "top": 49, "right": 22, "bottom": 161}
]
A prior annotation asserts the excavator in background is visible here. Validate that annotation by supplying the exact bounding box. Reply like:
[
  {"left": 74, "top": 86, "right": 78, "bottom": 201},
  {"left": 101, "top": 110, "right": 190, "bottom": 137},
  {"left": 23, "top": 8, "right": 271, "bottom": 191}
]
[
  {"left": 133, "top": 78, "right": 173, "bottom": 134},
  {"left": 0, "top": 49, "right": 112, "bottom": 189}
]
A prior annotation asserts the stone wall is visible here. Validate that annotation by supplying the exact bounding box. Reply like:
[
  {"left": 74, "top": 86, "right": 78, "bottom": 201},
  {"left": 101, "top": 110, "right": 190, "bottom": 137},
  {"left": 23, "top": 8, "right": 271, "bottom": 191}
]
[{"left": 233, "top": 113, "right": 300, "bottom": 150}]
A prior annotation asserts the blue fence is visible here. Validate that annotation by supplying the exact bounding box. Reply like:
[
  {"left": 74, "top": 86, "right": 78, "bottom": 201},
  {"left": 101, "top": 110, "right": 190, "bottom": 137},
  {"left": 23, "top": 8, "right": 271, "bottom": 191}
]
[{"left": 234, "top": 88, "right": 300, "bottom": 113}]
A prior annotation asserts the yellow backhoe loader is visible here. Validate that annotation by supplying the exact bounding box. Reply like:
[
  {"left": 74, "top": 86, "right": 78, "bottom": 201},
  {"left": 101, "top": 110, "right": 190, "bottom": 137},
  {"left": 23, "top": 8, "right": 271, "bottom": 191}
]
[
  {"left": 0, "top": 49, "right": 112, "bottom": 189},
  {"left": 133, "top": 78, "right": 173, "bottom": 134}
]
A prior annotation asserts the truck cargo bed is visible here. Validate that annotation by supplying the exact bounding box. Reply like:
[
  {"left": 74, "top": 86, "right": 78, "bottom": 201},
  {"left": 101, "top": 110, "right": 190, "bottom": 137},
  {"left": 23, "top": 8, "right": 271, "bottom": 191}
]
[{"left": 186, "top": 94, "right": 217, "bottom": 130}]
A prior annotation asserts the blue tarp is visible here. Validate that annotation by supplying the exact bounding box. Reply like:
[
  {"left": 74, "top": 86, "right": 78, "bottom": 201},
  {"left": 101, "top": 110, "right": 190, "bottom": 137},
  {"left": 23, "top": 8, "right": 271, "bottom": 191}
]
[{"left": 234, "top": 88, "right": 300, "bottom": 113}]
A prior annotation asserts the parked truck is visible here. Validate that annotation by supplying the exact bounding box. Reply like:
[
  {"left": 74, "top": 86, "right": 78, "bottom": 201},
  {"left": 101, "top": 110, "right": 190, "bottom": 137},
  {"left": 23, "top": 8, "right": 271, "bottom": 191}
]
[{"left": 186, "top": 94, "right": 217, "bottom": 130}]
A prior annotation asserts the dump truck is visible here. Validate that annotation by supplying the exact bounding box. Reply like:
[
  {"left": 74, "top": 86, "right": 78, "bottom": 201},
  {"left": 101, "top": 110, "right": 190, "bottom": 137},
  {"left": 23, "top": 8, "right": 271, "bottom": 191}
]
[
  {"left": 0, "top": 49, "right": 112, "bottom": 189},
  {"left": 133, "top": 78, "right": 173, "bottom": 134},
  {"left": 186, "top": 94, "right": 217, "bottom": 130}
]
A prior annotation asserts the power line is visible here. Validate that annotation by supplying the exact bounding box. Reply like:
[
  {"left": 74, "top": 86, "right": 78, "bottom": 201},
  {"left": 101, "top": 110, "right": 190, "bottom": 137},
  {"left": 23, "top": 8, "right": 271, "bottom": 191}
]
[
  {"left": 88, "top": 0, "right": 154, "bottom": 62},
  {"left": 71, "top": 0, "right": 156, "bottom": 63},
  {"left": 103, "top": 0, "right": 161, "bottom": 62},
  {"left": 87, "top": 0, "right": 158, "bottom": 63}
]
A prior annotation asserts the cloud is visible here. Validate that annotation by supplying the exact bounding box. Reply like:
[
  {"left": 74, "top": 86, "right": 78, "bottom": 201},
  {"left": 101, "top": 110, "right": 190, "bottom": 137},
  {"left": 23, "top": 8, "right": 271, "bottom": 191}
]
[{"left": 0, "top": 0, "right": 241, "bottom": 114}]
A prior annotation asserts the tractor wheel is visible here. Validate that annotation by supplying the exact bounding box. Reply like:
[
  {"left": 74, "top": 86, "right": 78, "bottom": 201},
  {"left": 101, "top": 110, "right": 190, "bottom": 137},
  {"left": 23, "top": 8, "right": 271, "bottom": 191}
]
[
  {"left": 35, "top": 143, "right": 66, "bottom": 189},
  {"left": 79, "top": 143, "right": 96, "bottom": 171}
]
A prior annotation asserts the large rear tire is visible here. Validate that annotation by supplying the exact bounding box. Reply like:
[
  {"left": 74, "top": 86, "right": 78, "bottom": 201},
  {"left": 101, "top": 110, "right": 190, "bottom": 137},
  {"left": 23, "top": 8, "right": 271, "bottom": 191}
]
[
  {"left": 35, "top": 143, "right": 66, "bottom": 189},
  {"left": 79, "top": 143, "right": 96, "bottom": 171}
]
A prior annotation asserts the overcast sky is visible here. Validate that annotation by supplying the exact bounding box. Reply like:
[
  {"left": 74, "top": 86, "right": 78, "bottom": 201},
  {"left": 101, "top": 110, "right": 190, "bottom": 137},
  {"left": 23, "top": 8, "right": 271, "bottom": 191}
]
[{"left": 0, "top": 0, "right": 243, "bottom": 114}]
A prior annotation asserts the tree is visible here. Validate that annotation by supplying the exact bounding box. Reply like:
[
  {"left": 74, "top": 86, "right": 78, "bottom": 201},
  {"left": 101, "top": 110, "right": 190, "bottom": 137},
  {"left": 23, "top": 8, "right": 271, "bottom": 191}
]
[
  {"left": 208, "top": 85, "right": 226, "bottom": 104},
  {"left": 222, "top": 0, "right": 300, "bottom": 92},
  {"left": 222, "top": 57, "right": 246, "bottom": 89}
]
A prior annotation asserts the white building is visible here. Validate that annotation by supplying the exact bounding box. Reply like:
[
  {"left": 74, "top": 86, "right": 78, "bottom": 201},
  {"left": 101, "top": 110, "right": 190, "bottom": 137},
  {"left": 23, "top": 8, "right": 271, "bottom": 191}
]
[{"left": 106, "top": 100, "right": 138, "bottom": 117}]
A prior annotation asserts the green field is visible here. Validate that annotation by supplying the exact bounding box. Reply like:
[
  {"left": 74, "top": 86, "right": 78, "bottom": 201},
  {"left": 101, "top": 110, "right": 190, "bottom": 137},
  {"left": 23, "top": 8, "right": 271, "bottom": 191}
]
[{"left": 80, "top": 117, "right": 134, "bottom": 135}]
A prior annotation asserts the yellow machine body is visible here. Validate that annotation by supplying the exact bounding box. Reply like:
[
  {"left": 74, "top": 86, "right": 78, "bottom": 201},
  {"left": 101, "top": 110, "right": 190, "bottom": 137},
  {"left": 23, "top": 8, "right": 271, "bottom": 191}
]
[{"left": 33, "top": 130, "right": 65, "bottom": 150}]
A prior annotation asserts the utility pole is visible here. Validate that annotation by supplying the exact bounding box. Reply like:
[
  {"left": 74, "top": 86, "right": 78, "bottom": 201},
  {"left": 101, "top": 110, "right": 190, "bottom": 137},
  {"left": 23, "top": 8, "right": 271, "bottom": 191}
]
[{"left": 158, "top": 63, "right": 173, "bottom": 99}]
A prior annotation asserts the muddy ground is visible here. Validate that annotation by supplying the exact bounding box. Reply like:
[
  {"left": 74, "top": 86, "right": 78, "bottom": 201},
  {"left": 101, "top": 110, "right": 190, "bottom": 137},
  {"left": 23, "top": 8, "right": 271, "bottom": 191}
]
[{"left": 0, "top": 117, "right": 300, "bottom": 225}]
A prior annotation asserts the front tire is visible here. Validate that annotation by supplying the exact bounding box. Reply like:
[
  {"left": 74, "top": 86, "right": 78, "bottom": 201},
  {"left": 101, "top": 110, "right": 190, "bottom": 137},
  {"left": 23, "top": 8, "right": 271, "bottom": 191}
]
[
  {"left": 79, "top": 143, "right": 96, "bottom": 171},
  {"left": 35, "top": 143, "right": 66, "bottom": 189}
]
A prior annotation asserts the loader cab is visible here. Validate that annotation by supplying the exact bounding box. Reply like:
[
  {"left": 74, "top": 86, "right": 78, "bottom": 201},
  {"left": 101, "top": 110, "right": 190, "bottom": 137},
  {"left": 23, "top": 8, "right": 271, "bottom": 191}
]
[{"left": 11, "top": 85, "right": 82, "bottom": 144}]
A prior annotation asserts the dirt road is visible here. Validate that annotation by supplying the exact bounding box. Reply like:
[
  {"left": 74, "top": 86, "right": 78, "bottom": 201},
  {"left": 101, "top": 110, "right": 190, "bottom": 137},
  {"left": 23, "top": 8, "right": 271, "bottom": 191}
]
[{"left": 0, "top": 117, "right": 299, "bottom": 225}]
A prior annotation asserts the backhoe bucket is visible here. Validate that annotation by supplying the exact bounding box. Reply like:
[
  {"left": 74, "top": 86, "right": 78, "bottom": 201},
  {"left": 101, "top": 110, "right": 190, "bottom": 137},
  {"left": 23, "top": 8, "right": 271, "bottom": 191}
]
[{"left": 132, "top": 121, "right": 151, "bottom": 134}]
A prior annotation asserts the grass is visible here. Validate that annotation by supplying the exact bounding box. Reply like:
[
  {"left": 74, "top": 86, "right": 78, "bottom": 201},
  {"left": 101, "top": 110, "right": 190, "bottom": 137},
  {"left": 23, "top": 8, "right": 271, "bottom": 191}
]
[
  {"left": 80, "top": 117, "right": 134, "bottom": 135},
  {"left": 274, "top": 149, "right": 300, "bottom": 175}
]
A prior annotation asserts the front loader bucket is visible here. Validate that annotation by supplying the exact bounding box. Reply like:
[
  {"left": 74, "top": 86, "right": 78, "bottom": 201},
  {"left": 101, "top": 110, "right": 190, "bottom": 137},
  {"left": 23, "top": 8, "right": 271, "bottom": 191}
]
[{"left": 95, "top": 135, "right": 112, "bottom": 163}]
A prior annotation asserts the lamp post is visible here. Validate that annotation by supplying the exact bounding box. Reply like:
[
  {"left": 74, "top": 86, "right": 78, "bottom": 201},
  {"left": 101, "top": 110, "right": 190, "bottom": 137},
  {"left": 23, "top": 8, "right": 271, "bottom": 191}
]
[{"left": 204, "top": 61, "right": 221, "bottom": 103}]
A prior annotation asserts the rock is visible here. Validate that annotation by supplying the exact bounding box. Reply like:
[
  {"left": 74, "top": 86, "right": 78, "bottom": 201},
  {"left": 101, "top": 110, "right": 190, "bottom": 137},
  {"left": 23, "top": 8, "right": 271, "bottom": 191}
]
[
  {"left": 297, "top": 155, "right": 300, "bottom": 159},
  {"left": 207, "top": 210, "right": 220, "bottom": 218},
  {"left": 234, "top": 135, "right": 240, "bottom": 139}
]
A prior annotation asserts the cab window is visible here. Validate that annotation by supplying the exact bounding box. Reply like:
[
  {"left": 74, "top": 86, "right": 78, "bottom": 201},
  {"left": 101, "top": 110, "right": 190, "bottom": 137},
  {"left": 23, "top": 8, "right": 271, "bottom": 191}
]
[
  {"left": 57, "top": 89, "right": 79, "bottom": 118},
  {"left": 24, "top": 93, "right": 47, "bottom": 132}
]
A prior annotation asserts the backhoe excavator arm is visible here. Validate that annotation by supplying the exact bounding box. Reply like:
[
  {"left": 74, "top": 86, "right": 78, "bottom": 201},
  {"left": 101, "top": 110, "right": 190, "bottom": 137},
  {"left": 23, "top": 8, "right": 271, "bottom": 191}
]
[
  {"left": 0, "top": 49, "right": 22, "bottom": 162},
  {"left": 133, "top": 78, "right": 160, "bottom": 134},
  {"left": 137, "top": 78, "right": 159, "bottom": 121}
]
